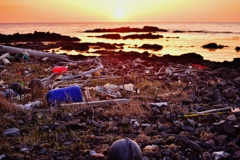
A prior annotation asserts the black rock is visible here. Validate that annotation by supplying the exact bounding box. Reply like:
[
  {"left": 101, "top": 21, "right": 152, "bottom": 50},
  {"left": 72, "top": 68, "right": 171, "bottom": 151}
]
[
  {"left": 202, "top": 43, "right": 227, "bottom": 49},
  {"left": 186, "top": 141, "right": 202, "bottom": 153},
  {"left": 236, "top": 46, "right": 240, "bottom": 51}
]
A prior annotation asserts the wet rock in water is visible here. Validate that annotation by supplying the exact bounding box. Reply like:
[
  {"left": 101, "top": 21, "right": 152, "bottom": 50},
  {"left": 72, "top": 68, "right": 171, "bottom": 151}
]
[
  {"left": 202, "top": 43, "right": 227, "bottom": 49},
  {"left": 236, "top": 46, "right": 240, "bottom": 51},
  {"left": 222, "top": 88, "right": 237, "bottom": 99},
  {"left": 173, "top": 30, "right": 186, "bottom": 33},
  {"left": 85, "top": 26, "right": 167, "bottom": 33},
  {"left": 95, "top": 34, "right": 121, "bottom": 39},
  {"left": 0, "top": 31, "right": 80, "bottom": 43},
  {"left": 139, "top": 44, "right": 163, "bottom": 51},
  {"left": 2, "top": 128, "right": 20, "bottom": 137},
  {"left": 60, "top": 42, "right": 89, "bottom": 51},
  {"left": 28, "top": 78, "right": 43, "bottom": 89},
  {"left": 123, "top": 33, "right": 163, "bottom": 39}
]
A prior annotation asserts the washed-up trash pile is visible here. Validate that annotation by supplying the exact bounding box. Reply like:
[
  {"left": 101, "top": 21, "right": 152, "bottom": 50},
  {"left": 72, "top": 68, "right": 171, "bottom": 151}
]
[{"left": 1, "top": 45, "right": 240, "bottom": 159}]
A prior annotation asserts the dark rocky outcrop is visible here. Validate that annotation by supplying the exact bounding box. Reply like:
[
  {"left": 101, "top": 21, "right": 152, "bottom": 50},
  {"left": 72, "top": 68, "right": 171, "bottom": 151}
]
[
  {"left": 139, "top": 44, "right": 163, "bottom": 51},
  {"left": 236, "top": 46, "right": 240, "bottom": 51},
  {"left": 173, "top": 30, "right": 186, "bottom": 33},
  {"left": 123, "top": 33, "right": 163, "bottom": 39},
  {"left": 60, "top": 42, "right": 89, "bottom": 51},
  {"left": 95, "top": 34, "right": 121, "bottom": 39},
  {"left": 0, "top": 31, "right": 80, "bottom": 43},
  {"left": 161, "top": 53, "right": 204, "bottom": 64},
  {"left": 93, "top": 33, "right": 163, "bottom": 40},
  {"left": 85, "top": 26, "right": 168, "bottom": 33},
  {"left": 202, "top": 43, "right": 227, "bottom": 49}
]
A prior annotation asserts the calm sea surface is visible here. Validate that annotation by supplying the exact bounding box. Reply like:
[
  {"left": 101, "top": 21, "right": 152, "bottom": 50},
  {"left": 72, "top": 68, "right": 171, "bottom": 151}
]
[{"left": 0, "top": 22, "right": 240, "bottom": 62}]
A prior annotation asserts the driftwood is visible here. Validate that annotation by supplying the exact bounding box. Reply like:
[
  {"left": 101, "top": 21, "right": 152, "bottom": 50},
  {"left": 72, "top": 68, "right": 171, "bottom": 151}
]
[
  {"left": 0, "top": 52, "right": 10, "bottom": 61},
  {"left": 0, "top": 45, "right": 72, "bottom": 62},
  {"left": 41, "top": 72, "right": 59, "bottom": 87},
  {"left": 60, "top": 98, "right": 130, "bottom": 108},
  {"left": 62, "top": 58, "right": 104, "bottom": 80}
]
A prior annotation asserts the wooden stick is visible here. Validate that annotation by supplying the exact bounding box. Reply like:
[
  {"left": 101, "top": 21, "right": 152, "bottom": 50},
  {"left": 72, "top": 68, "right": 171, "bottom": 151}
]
[
  {"left": 60, "top": 98, "right": 130, "bottom": 108},
  {"left": 0, "top": 45, "right": 72, "bottom": 62},
  {"left": 0, "top": 53, "right": 10, "bottom": 61},
  {"left": 62, "top": 58, "right": 104, "bottom": 80}
]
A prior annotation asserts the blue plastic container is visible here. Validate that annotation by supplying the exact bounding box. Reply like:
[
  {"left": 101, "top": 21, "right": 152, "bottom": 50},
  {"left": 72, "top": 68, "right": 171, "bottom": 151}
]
[{"left": 46, "top": 86, "right": 83, "bottom": 106}]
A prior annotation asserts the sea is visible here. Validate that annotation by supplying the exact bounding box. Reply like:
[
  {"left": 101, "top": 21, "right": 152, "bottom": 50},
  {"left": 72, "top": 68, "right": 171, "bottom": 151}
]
[{"left": 0, "top": 22, "right": 239, "bottom": 62}]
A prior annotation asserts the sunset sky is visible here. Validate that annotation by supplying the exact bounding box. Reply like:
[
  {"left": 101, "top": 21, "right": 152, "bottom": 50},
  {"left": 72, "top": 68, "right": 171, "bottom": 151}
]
[{"left": 0, "top": 0, "right": 239, "bottom": 23}]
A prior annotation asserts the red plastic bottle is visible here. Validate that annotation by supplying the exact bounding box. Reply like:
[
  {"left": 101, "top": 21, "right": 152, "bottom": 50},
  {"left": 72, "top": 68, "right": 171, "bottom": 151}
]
[{"left": 52, "top": 66, "right": 68, "bottom": 74}]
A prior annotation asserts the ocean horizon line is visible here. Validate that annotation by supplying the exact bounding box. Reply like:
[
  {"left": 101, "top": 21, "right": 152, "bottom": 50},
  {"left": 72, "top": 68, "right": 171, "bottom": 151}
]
[{"left": 0, "top": 21, "right": 240, "bottom": 24}]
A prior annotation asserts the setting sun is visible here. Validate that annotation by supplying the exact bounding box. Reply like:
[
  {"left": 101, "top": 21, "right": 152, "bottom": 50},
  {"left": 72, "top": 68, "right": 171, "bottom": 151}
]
[{"left": 114, "top": 8, "right": 125, "bottom": 20}]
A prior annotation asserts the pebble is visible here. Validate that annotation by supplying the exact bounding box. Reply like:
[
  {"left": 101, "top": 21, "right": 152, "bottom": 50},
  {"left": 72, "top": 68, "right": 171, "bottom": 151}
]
[{"left": 2, "top": 128, "right": 20, "bottom": 137}]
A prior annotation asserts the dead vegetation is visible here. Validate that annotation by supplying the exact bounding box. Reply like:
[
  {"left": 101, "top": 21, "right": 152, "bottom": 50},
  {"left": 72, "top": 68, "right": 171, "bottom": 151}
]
[{"left": 2, "top": 44, "right": 218, "bottom": 159}]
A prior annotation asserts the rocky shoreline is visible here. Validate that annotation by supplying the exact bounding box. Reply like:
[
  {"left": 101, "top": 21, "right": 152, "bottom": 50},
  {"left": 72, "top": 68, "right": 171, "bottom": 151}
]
[{"left": 0, "top": 31, "right": 240, "bottom": 160}]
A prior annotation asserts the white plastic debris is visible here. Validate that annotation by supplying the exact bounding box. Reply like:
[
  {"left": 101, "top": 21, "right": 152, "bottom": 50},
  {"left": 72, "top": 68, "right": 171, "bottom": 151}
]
[
  {"left": 149, "top": 102, "right": 168, "bottom": 107},
  {"left": 165, "top": 67, "right": 173, "bottom": 75},
  {"left": 0, "top": 154, "right": 6, "bottom": 160},
  {"left": 212, "top": 151, "right": 230, "bottom": 160},
  {"left": 120, "top": 83, "right": 134, "bottom": 92},
  {"left": 90, "top": 150, "right": 104, "bottom": 158},
  {"left": 2, "top": 58, "right": 11, "bottom": 65},
  {"left": 130, "top": 119, "right": 140, "bottom": 130},
  {"left": 16, "top": 101, "right": 41, "bottom": 110}
]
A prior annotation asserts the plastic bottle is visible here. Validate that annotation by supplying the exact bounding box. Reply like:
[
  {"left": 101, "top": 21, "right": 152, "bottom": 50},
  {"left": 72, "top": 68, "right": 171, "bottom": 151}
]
[
  {"left": 46, "top": 86, "right": 83, "bottom": 106},
  {"left": 52, "top": 66, "right": 68, "bottom": 74}
]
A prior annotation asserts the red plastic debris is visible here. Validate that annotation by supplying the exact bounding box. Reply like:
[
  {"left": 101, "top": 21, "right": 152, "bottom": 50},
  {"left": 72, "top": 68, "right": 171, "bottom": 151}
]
[
  {"left": 52, "top": 66, "right": 68, "bottom": 74},
  {"left": 192, "top": 64, "right": 208, "bottom": 70}
]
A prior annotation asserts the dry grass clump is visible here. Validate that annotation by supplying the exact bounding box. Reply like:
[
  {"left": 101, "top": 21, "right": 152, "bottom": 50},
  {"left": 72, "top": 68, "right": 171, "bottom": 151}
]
[
  {"left": 0, "top": 95, "right": 23, "bottom": 114},
  {"left": 102, "top": 103, "right": 150, "bottom": 118},
  {"left": 2, "top": 62, "right": 51, "bottom": 84}
]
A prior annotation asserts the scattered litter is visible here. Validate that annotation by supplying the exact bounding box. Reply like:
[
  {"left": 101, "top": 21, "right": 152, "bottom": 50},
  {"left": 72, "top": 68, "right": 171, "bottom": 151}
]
[
  {"left": 90, "top": 150, "right": 104, "bottom": 158},
  {"left": 96, "top": 83, "right": 121, "bottom": 98},
  {"left": 1, "top": 89, "right": 16, "bottom": 99},
  {"left": 0, "top": 154, "right": 6, "bottom": 160},
  {"left": 165, "top": 67, "right": 173, "bottom": 75},
  {"left": 119, "top": 83, "right": 134, "bottom": 92},
  {"left": 192, "top": 63, "right": 208, "bottom": 70},
  {"left": 212, "top": 151, "right": 230, "bottom": 160},
  {"left": 130, "top": 119, "right": 140, "bottom": 130},
  {"left": 60, "top": 98, "right": 130, "bottom": 108},
  {"left": 2, "top": 58, "right": 11, "bottom": 65},
  {"left": 16, "top": 101, "right": 41, "bottom": 110},
  {"left": 52, "top": 66, "right": 68, "bottom": 75},
  {"left": 149, "top": 102, "right": 168, "bottom": 107},
  {"left": 143, "top": 145, "right": 159, "bottom": 152},
  {"left": 47, "top": 85, "right": 83, "bottom": 106}
]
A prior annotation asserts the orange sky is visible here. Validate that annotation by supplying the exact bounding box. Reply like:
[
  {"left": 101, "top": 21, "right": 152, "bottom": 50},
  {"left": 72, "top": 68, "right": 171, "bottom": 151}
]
[{"left": 0, "top": 0, "right": 239, "bottom": 23}]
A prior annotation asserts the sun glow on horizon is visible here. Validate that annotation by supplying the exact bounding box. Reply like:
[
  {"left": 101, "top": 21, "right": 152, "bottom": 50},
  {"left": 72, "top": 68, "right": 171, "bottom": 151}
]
[
  {"left": 0, "top": 0, "right": 240, "bottom": 23},
  {"left": 114, "top": 8, "right": 126, "bottom": 21}
]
